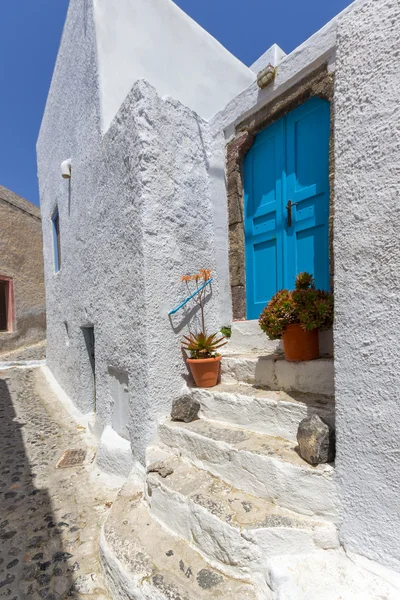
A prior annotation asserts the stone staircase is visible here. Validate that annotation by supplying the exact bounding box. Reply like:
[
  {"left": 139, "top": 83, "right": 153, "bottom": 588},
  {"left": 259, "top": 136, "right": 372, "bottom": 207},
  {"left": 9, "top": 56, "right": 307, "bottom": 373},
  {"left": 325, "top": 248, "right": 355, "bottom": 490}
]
[{"left": 99, "top": 350, "right": 349, "bottom": 599}]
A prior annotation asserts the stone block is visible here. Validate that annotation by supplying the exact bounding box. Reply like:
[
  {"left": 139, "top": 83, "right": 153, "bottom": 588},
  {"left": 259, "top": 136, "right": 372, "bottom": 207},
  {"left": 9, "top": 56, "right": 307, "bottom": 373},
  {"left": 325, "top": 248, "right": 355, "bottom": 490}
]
[
  {"left": 227, "top": 193, "right": 243, "bottom": 226},
  {"left": 147, "top": 460, "right": 174, "bottom": 479},
  {"left": 171, "top": 395, "right": 200, "bottom": 423},
  {"left": 297, "top": 415, "right": 335, "bottom": 466},
  {"left": 231, "top": 286, "right": 246, "bottom": 320}
]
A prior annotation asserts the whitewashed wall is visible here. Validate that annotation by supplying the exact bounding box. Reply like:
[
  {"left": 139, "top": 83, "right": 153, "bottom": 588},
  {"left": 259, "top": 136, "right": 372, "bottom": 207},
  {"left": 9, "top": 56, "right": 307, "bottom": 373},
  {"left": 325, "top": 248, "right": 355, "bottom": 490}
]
[
  {"left": 334, "top": 0, "right": 400, "bottom": 572},
  {"left": 38, "top": 0, "right": 223, "bottom": 464},
  {"left": 93, "top": 0, "right": 254, "bottom": 132}
]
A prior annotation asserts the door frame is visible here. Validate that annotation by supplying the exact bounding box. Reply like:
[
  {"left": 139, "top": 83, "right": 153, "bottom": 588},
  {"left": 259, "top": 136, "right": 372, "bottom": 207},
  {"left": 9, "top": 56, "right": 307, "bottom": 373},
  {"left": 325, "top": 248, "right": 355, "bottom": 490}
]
[
  {"left": 226, "top": 64, "right": 334, "bottom": 321},
  {"left": 81, "top": 325, "right": 96, "bottom": 412},
  {"left": 0, "top": 275, "right": 15, "bottom": 333}
]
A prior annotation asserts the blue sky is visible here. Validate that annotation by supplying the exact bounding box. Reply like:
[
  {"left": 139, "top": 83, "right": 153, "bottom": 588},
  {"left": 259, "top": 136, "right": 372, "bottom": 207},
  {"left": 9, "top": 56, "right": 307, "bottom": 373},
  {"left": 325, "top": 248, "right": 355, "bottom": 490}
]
[{"left": 0, "top": 0, "right": 353, "bottom": 207}]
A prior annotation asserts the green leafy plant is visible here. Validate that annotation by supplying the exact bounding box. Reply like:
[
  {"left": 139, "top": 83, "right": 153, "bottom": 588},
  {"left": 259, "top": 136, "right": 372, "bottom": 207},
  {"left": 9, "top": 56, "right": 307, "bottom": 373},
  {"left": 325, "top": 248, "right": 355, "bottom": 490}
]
[
  {"left": 220, "top": 326, "right": 232, "bottom": 339},
  {"left": 259, "top": 272, "right": 333, "bottom": 340},
  {"left": 182, "top": 331, "right": 227, "bottom": 359},
  {"left": 180, "top": 269, "right": 227, "bottom": 359}
]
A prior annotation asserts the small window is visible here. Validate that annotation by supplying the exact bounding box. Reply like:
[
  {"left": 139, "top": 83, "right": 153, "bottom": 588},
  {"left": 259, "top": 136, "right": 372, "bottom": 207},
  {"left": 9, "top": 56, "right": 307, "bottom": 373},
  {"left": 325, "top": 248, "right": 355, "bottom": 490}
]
[
  {"left": 0, "top": 277, "right": 13, "bottom": 332},
  {"left": 52, "top": 208, "right": 61, "bottom": 272}
]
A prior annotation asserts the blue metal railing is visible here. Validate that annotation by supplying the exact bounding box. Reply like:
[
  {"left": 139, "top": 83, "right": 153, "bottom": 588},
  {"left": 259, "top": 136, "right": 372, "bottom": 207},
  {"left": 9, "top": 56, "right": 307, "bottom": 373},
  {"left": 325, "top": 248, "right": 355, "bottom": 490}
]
[{"left": 168, "top": 278, "right": 213, "bottom": 316}]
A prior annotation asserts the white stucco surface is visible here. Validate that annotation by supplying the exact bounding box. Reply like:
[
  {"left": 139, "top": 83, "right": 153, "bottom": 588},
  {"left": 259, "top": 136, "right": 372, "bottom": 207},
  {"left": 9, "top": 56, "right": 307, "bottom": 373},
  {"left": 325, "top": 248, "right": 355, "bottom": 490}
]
[
  {"left": 250, "top": 43, "right": 287, "bottom": 75},
  {"left": 334, "top": 0, "right": 400, "bottom": 572},
  {"left": 38, "top": 0, "right": 400, "bottom": 582},
  {"left": 38, "top": 0, "right": 224, "bottom": 467},
  {"left": 93, "top": 0, "right": 254, "bottom": 132},
  {"left": 95, "top": 425, "right": 134, "bottom": 479}
]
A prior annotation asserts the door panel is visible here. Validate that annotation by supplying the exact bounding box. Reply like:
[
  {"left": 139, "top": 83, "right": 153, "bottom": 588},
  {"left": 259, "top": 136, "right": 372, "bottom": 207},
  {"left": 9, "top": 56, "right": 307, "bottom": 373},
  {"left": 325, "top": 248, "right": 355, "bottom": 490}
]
[
  {"left": 253, "top": 239, "right": 278, "bottom": 307},
  {"left": 244, "top": 119, "right": 285, "bottom": 320},
  {"left": 285, "top": 98, "right": 331, "bottom": 291},
  {"left": 244, "top": 97, "right": 330, "bottom": 320}
]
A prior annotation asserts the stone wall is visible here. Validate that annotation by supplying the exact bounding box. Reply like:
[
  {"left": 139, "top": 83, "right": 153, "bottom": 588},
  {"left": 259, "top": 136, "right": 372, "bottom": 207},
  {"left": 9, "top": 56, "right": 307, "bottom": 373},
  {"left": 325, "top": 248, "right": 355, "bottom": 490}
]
[
  {"left": 0, "top": 190, "right": 46, "bottom": 353},
  {"left": 225, "top": 66, "right": 335, "bottom": 319},
  {"left": 334, "top": 0, "right": 400, "bottom": 572}
]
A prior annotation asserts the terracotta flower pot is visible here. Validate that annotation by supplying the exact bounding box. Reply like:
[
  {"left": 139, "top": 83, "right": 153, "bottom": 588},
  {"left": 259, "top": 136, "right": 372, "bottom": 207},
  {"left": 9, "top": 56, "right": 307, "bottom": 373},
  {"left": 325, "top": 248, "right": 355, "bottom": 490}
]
[
  {"left": 187, "top": 356, "right": 222, "bottom": 388},
  {"left": 282, "top": 323, "right": 319, "bottom": 362}
]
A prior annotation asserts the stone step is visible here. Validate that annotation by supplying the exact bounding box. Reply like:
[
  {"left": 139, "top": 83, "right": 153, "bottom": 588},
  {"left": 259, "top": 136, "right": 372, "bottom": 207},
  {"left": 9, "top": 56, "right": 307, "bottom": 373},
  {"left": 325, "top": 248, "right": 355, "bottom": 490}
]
[
  {"left": 267, "top": 552, "right": 400, "bottom": 600},
  {"left": 191, "top": 383, "right": 334, "bottom": 442},
  {"left": 158, "top": 419, "right": 338, "bottom": 521},
  {"left": 100, "top": 491, "right": 260, "bottom": 600},
  {"left": 147, "top": 455, "right": 339, "bottom": 573},
  {"left": 221, "top": 353, "right": 334, "bottom": 395}
]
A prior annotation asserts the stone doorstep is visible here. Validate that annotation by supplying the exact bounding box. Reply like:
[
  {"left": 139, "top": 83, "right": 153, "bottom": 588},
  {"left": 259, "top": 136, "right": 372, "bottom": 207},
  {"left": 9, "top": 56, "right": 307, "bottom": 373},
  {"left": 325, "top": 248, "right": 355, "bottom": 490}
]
[
  {"left": 191, "top": 383, "right": 335, "bottom": 442},
  {"left": 158, "top": 419, "right": 338, "bottom": 521},
  {"left": 221, "top": 353, "right": 334, "bottom": 395},
  {"left": 146, "top": 455, "right": 339, "bottom": 567},
  {"left": 100, "top": 493, "right": 259, "bottom": 600}
]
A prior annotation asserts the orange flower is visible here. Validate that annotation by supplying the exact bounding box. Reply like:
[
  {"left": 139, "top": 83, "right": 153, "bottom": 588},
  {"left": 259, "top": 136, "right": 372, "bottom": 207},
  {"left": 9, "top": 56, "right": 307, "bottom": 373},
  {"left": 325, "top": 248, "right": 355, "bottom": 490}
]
[
  {"left": 181, "top": 275, "right": 192, "bottom": 282},
  {"left": 200, "top": 268, "right": 212, "bottom": 281},
  {"left": 192, "top": 273, "right": 201, "bottom": 283}
]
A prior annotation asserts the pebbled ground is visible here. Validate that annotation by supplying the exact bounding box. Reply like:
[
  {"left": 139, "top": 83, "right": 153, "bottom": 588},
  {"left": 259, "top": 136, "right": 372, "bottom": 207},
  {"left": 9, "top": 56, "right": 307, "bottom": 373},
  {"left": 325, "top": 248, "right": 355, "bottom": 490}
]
[{"left": 0, "top": 367, "right": 116, "bottom": 600}]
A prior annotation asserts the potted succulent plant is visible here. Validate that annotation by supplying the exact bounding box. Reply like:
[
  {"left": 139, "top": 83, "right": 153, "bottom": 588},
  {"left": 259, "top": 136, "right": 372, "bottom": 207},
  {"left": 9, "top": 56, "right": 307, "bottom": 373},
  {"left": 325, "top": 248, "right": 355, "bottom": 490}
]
[
  {"left": 181, "top": 269, "right": 227, "bottom": 388},
  {"left": 259, "top": 272, "right": 333, "bottom": 362}
]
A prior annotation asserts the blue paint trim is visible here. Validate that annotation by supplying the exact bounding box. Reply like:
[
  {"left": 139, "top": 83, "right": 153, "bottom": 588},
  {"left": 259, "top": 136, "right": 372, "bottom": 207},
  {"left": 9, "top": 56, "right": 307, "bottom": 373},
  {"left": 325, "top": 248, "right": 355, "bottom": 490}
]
[
  {"left": 169, "top": 279, "right": 213, "bottom": 315},
  {"left": 52, "top": 207, "right": 60, "bottom": 273}
]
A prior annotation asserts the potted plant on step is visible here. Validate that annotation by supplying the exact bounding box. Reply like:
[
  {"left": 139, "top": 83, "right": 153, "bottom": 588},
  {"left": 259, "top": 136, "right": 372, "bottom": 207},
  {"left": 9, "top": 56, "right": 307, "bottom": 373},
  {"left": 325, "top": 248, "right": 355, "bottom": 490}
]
[
  {"left": 181, "top": 270, "right": 227, "bottom": 388},
  {"left": 259, "top": 272, "right": 333, "bottom": 362}
]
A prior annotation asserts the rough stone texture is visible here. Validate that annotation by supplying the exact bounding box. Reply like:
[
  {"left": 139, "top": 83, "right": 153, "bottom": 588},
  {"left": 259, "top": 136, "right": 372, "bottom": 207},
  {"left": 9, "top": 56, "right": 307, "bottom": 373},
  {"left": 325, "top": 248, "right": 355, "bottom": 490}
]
[
  {"left": 0, "top": 366, "right": 115, "bottom": 599},
  {"left": 171, "top": 395, "right": 200, "bottom": 423},
  {"left": 225, "top": 66, "right": 335, "bottom": 319},
  {"left": 147, "top": 454, "right": 339, "bottom": 569},
  {"left": 334, "top": 0, "right": 400, "bottom": 572},
  {"left": 37, "top": 0, "right": 222, "bottom": 465},
  {"left": 101, "top": 491, "right": 259, "bottom": 600},
  {"left": 191, "top": 383, "right": 335, "bottom": 442},
  {"left": 159, "top": 419, "right": 338, "bottom": 520},
  {"left": 297, "top": 415, "right": 335, "bottom": 466},
  {"left": 0, "top": 187, "right": 46, "bottom": 353},
  {"left": 147, "top": 460, "right": 174, "bottom": 479}
]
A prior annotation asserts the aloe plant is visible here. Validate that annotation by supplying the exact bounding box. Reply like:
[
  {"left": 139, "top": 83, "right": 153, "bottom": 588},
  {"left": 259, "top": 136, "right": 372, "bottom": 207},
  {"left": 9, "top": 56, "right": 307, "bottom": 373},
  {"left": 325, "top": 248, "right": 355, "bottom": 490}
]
[
  {"left": 182, "top": 331, "right": 227, "bottom": 359},
  {"left": 180, "top": 269, "right": 227, "bottom": 359}
]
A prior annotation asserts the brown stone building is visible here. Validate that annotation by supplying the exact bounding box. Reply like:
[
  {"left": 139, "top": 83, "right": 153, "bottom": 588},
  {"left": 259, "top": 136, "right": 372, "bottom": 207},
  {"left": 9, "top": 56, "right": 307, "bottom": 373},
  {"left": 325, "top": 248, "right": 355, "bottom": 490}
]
[{"left": 0, "top": 185, "right": 46, "bottom": 354}]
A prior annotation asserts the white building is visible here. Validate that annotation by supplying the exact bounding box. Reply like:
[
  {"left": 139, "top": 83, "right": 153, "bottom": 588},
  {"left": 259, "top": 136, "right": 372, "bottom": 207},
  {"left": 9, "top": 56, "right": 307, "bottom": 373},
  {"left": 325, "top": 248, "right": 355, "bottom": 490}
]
[{"left": 37, "top": 0, "right": 400, "bottom": 597}]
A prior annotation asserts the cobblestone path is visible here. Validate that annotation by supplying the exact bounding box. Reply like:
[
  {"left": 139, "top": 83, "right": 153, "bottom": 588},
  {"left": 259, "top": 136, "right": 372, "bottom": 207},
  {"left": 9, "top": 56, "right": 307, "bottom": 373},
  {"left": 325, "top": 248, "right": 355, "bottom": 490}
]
[{"left": 0, "top": 367, "right": 117, "bottom": 599}]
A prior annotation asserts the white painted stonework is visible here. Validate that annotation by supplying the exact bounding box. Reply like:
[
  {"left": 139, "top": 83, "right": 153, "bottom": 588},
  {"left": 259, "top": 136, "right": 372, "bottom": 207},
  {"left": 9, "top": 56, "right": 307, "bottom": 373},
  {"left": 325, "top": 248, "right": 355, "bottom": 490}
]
[
  {"left": 93, "top": 0, "right": 254, "bottom": 131},
  {"left": 334, "top": 0, "right": 400, "bottom": 573},
  {"left": 224, "top": 320, "right": 282, "bottom": 355},
  {"left": 38, "top": 0, "right": 400, "bottom": 596},
  {"left": 250, "top": 43, "right": 287, "bottom": 75},
  {"left": 95, "top": 425, "right": 134, "bottom": 480}
]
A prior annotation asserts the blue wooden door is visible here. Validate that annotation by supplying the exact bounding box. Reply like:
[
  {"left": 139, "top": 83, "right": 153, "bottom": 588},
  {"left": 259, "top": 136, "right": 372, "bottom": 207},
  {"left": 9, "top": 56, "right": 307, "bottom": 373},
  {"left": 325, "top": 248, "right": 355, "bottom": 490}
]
[{"left": 244, "top": 97, "right": 330, "bottom": 320}]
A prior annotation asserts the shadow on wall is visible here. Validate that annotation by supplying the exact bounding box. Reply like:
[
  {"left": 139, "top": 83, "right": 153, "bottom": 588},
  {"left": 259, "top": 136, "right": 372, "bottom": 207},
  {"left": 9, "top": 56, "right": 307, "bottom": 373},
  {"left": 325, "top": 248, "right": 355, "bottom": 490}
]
[
  {"left": 168, "top": 289, "right": 214, "bottom": 388},
  {"left": 0, "top": 377, "right": 73, "bottom": 597},
  {"left": 168, "top": 289, "right": 212, "bottom": 335}
]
